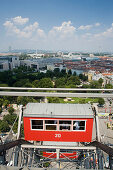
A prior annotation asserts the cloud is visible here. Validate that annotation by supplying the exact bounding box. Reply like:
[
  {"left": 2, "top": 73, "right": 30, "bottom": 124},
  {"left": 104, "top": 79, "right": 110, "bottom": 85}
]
[
  {"left": 23, "top": 22, "right": 38, "bottom": 32},
  {"left": 95, "top": 22, "right": 101, "bottom": 27},
  {"left": 53, "top": 21, "right": 75, "bottom": 33},
  {"left": 3, "top": 17, "right": 45, "bottom": 39},
  {"left": 49, "top": 21, "right": 76, "bottom": 39},
  {"left": 12, "top": 16, "right": 29, "bottom": 25},
  {"left": 78, "top": 25, "right": 92, "bottom": 30},
  {"left": 3, "top": 21, "right": 14, "bottom": 28},
  {"left": 78, "top": 22, "right": 100, "bottom": 31},
  {"left": 37, "top": 29, "right": 46, "bottom": 38},
  {"left": 82, "top": 33, "right": 92, "bottom": 38},
  {"left": 4, "top": 22, "right": 32, "bottom": 38},
  {"left": 3, "top": 17, "right": 113, "bottom": 51},
  {"left": 94, "top": 23, "right": 113, "bottom": 38}
]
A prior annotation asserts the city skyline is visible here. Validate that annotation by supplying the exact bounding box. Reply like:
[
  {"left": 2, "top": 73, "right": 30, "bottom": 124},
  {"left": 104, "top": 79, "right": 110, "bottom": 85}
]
[{"left": 1, "top": 0, "right": 113, "bottom": 52}]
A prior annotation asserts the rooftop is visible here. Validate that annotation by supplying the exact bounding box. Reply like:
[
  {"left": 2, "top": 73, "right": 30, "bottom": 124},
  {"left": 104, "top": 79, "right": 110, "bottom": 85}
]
[{"left": 23, "top": 103, "right": 93, "bottom": 118}]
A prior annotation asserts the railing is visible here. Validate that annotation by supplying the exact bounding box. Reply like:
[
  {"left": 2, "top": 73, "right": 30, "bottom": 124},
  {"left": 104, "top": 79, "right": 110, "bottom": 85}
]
[{"left": 0, "top": 87, "right": 113, "bottom": 98}]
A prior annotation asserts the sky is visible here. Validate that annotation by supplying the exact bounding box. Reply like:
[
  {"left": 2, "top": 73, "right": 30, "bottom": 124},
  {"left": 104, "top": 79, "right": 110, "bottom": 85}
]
[{"left": 1, "top": 0, "right": 113, "bottom": 52}]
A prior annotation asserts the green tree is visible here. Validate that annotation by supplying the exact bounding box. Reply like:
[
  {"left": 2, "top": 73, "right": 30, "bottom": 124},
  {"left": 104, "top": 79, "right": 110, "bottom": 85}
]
[
  {"left": 61, "top": 69, "right": 66, "bottom": 75},
  {"left": 0, "top": 121, "right": 10, "bottom": 132},
  {"left": 24, "top": 82, "right": 33, "bottom": 87},
  {"left": 54, "top": 68, "right": 60, "bottom": 77},
  {"left": 3, "top": 100, "right": 10, "bottom": 108},
  {"left": 19, "top": 53, "right": 30, "bottom": 60},
  {"left": 98, "top": 98, "right": 105, "bottom": 105},
  {"left": 8, "top": 107, "right": 15, "bottom": 115},
  {"left": 0, "top": 98, "right": 3, "bottom": 107},
  {"left": 79, "top": 74, "right": 84, "bottom": 80},
  {"left": 68, "top": 69, "right": 72, "bottom": 75},
  {"left": 13, "top": 121, "right": 18, "bottom": 133},
  {"left": 0, "top": 108, "right": 2, "bottom": 114},
  {"left": 98, "top": 78, "right": 103, "bottom": 85},
  {"left": 3, "top": 114, "right": 17, "bottom": 125},
  {"left": 17, "top": 96, "right": 37, "bottom": 106},
  {"left": 67, "top": 76, "right": 80, "bottom": 86},
  {"left": 0, "top": 84, "right": 8, "bottom": 87},
  {"left": 82, "top": 84, "right": 90, "bottom": 88},
  {"left": 14, "top": 79, "right": 31, "bottom": 87},
  {"left": 17, "top": 96, "right": 29, "bottom": 106},
  {"left": 47, "top": 97, "right": 60, "bottom": 103},
  {"left": 105, "top": 83, "right": 113, "bottom": 89},
  {"left": 79, "top": 74, "right": 88, "bottom": 81},
  {"left": 32, "top": 80, "right": 40, "bottom": 88},
  {"left": 55, "top": 77, "right": 67, "bottom": 87},
  {"left": 90, "top": 81, "right": 101, "bottom": 89},
  {"left": 73, "top": 72, "right": 76, "bottom": 76},
  {"left": 45, "top": 70, "right": 54, "bottom": 78},
  {"left": 38, "top": 78, "right": 53, "bottom": 88},
  {"left": 65, "top": 84, "right": 77, "bottom": 88}
]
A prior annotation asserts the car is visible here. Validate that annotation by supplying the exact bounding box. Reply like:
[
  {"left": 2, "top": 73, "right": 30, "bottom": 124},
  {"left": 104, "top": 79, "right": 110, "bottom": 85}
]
[
  {"left": 97, "top": 104, "right": 104, "bottom": 107},
  {"left": 0, "top": 134, "right": 7, "bottom": 137}
]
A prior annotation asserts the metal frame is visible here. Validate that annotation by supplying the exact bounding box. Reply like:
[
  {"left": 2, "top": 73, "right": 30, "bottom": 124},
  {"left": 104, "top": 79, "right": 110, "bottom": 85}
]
[
  {"left": 0, "top": 91, "right": 113, "bottom": 98},
  {"left": 0, "top": 87, "right": 113, "bottom": 98},
  {"left": 21, "top": 145, "right": 96, "bottom": 150},
  {"left": 0, "top": 87, "right": 112, "bottom": 169},
  {"left": 0, "top": 87, "right": 113, "bottom": 91}
]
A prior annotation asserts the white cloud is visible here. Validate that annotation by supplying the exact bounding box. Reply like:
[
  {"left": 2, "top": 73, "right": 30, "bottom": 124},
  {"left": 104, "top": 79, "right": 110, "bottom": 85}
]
[
  {"left": 3, "top": 21, "right": 20, "bottom": 36},
  {"left": 37, "top": 29, "right": 46, "bottom": 38},
  {"left": 3, "top": 17, "right": 46, "bottom": 39},
  {"left": 94, "top": 23, "right": 113, "bottom": 38},
  {"left": 49, "top": 21, "right": 76, "bottom": 39},
  {"left": 78, "top": 25, "right": 92, "bottom": 30},
  {"left": 4, "top": 17, "right": 113, "bottom": 51},
  {"left": 3, "top": 21, "right": 13, "bottom": 28},
  {"left": 23, "top": 22, "right": 38, "bottom": 32},
  {"left": 95, "top": 22, "right": 101, "bottom": 27},
  {"left": 12, "top": 16, "right": 29, "bottom": 25},
  {"left": 78, "top": 22, "right": 100, "bottom": 31},
  {"left": 53, "top": 21, "right": 75, "bottom": 33},
  {"left": 82, "top": 33, "right": 92, "bottom": 38}
]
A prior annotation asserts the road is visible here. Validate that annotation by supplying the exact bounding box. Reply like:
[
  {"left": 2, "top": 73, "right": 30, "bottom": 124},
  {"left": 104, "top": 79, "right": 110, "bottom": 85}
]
[
  {"left": 98, "top": 98, "right": 113, "bottom": 113},
  {"left": 92, "top": 115, "right": 113, "bottom": 144},
  {"left": 99, "top": 118, "right": 113, "bottom": 144}
]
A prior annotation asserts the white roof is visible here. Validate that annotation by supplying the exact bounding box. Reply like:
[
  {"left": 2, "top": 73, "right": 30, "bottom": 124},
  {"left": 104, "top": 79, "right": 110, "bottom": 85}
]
[{"left": 23, "top": 103, "right": 93, "bottom": 118}]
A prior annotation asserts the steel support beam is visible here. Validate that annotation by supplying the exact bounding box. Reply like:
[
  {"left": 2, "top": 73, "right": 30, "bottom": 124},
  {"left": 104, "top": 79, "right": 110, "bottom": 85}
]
[
  {"left": 0, "top": 87, "right": 113, "bottom": 91},
  {"left": 17, "top": 105, "right": 23, "bottom": 140},
  {"left": 0, "top": 91, "right": 113, "bottom": 98},
  {"left": 93, "top": 103, "right": 100, "bottom": 142},
  {"left": 21, "top": 144, "right": 96, "bottom": 150}
]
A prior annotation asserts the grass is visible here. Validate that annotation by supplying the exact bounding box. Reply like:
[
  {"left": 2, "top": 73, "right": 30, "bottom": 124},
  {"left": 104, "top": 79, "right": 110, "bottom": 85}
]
[{"left": 59, "top": 97, "right": 98, "bottom": 104}]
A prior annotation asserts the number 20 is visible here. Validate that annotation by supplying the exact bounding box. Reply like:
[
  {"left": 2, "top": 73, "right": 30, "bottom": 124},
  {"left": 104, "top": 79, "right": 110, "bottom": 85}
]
[{"left": 55, "top": 134, "right": 61, "bottom": 138}]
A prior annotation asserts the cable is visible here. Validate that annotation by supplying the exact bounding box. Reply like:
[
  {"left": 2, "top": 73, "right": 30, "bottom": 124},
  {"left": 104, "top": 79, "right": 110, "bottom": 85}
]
[{"left": 4, "top": 115, "right": 19, "bottom": 142}]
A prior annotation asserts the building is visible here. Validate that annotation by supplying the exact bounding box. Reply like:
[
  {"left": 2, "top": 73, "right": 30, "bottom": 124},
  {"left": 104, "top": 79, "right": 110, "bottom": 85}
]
[
  {"left": 23, "top": 103, "right": 94, "bottom": 142},
  {"left": 47, "top": 63, "right": 66, "bottom": 72},
  {"left": 84, "top": 72, "right": 93, "bottom": 82},
  {"left": 20, "top": 60, "right": 39, "bottom": 71},
  {"left": 0, "top": 60, "right": 9, "bottom": 71},
  {"left": 92, "top": 73, "right": 104, "bottom": 81},
  {"left": 0, "top": 56, "right": 20, "bottom": 71},
  {"left": 47, "top": 64, "right": 55, "bottom": 71}
]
